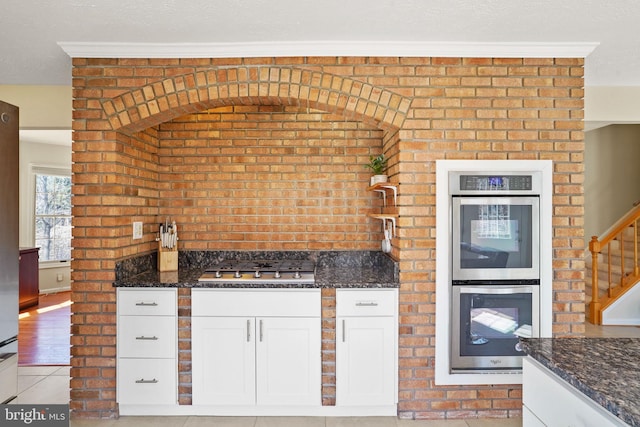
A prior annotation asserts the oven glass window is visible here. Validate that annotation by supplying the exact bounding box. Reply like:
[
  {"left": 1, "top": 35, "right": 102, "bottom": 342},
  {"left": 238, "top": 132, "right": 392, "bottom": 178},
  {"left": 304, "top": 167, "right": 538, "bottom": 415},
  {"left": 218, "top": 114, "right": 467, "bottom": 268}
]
[
  {"left": 460, "top": 292, "right": 532, "bottom": 357},
  {"left": 458, "top": 202, "right": 534, "bottom": 270}
]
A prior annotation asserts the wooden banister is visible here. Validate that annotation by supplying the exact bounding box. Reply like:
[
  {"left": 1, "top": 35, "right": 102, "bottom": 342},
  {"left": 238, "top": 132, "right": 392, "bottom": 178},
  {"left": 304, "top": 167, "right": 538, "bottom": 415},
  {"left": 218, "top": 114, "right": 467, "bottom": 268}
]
[
  {"left": 588, "top": 204, "right": 640, "bottom": 324},
  {"left": 589, "top": 236, "right": 601, "bottom": 323}
]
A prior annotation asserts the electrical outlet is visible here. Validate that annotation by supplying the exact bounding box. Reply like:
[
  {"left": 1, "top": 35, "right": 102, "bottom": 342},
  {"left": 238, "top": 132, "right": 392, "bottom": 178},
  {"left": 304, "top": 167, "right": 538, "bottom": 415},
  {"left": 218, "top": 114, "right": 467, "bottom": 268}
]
[{"left": 133, "top": 221, "right": 143, "bottom": 239}]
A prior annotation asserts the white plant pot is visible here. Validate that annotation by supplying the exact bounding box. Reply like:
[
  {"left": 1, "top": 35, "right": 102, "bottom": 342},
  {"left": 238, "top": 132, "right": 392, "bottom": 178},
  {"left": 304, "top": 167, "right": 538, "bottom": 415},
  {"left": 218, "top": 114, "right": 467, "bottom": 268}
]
[{"left": 370, "top": 174, "right": 388, "bottom": 186}]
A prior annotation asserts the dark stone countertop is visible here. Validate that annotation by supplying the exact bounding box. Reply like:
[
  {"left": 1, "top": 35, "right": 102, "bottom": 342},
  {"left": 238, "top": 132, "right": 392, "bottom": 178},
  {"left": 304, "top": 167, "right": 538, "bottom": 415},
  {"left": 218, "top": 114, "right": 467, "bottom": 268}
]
[
  {"left": 520, "top": 337, "right": 640, "bottom": 427},
  {"left": 112, "top": 265, "right": 399, "bottom": 289},
  {"left": 112, "top": 250, "right": 399, "bottom": 289}
]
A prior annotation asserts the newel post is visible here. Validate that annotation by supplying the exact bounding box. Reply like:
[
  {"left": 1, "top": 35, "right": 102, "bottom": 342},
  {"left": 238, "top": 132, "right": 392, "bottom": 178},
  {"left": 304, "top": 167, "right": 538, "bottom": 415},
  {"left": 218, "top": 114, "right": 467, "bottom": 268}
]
[{"left": 589, "top": 235, "right": 602, "bottom": 324}]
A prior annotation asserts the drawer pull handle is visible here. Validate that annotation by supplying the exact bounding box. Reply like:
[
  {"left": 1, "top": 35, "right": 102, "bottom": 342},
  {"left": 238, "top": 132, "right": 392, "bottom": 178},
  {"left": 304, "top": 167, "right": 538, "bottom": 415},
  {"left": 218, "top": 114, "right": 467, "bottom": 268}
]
[
  {"left": 135, "top": 302, "right": 158, "bottom": 306},
  {"left": 247, "top": 319, "right": 251, "bottom": 342},
  {"left": 356, "top": 301, "right": 378, "bottom": 307},
  {"left": 135, "top": 378, "right": 158, "bottom": 384},
  {"left": 135, "top": 336, "right": 159, "bottom": 341},
  {"left": 342, "top": 319, "right": 346, "bottom": 342}
]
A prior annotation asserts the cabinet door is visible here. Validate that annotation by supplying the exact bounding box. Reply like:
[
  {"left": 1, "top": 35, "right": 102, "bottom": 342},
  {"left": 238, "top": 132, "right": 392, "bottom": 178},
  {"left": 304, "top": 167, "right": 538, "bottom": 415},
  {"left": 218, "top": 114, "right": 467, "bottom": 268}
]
[
  {"left": 336, "top": 316, "right": 395, "bottom": 406},
  {"left": 256, "top": 317, "right": 321, "bottom": 406},
  {"left": 192, "top": 317, "right": 255, "bottom": 405}
]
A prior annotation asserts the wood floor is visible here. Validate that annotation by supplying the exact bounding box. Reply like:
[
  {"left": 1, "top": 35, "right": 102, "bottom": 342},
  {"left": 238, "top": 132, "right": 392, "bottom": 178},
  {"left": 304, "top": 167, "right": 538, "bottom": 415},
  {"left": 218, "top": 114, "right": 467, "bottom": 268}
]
[{"left": 18, "top": 291, "right": 71, "bottom": 366}]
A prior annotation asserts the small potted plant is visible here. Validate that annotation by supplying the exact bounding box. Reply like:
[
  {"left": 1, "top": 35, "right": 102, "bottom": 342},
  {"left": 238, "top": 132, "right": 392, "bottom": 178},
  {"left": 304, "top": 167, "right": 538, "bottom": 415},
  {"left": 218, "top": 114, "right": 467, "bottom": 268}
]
[{"left": 365, "top": 154, "right": 388, "bottom": 186}]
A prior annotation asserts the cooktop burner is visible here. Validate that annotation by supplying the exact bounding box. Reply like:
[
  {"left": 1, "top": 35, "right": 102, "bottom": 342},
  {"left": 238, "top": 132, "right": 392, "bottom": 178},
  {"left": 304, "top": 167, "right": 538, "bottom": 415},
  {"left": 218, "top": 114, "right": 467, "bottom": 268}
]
[{"left": 198, "top": 259, "right": 315, "bottom": 284}]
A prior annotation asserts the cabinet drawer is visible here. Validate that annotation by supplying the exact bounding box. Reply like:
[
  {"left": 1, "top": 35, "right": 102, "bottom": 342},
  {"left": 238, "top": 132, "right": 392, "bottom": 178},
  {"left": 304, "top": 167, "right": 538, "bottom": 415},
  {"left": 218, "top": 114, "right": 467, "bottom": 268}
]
[
  {"left": 337, "top": 289, "right": 397, "bottom": 317},
  {"left": 117, "top": 358, "right": 176, "bottom": 405},
  {"left": 117, "top": 288, "right": 176, "bottom": 316},
  {"left": 192, "top": 289, "right": 320, "bottom": 317},
  {"left": 118, "top": 316, "right": 176, "bottom": 359}
]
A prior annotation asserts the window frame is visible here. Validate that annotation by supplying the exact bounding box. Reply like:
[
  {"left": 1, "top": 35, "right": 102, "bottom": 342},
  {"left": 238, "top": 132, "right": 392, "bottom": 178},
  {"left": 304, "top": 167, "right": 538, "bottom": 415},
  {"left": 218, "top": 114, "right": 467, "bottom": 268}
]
[{"left": 31, "top": 166, "right": 72, "bottom": 265}]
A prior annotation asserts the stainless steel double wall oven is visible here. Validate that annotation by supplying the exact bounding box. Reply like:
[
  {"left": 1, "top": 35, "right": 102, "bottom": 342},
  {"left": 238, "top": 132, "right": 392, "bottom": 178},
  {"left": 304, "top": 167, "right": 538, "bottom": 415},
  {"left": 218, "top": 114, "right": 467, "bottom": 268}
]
[{"left": 450, "top": 172, "right": 541, "bottom": 372}]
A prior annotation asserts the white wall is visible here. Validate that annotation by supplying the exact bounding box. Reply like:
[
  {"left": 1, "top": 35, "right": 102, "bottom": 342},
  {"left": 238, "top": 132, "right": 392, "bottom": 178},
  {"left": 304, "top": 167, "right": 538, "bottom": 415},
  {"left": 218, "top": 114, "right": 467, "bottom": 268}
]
[
  {"left": 0, "top": 85, "right": 71, "bottom": 129},
  {"left": 584, "top": 124, "right": 640, "bottom": 240},
  {"left": 585, "top": 86, "right": 640, "bottom": 130},
  {"left": 19, "top": 140, "right": 72, "bottom": 293},
  {"left": 1, "top": 85, "right": 73, "bottom": 295}
]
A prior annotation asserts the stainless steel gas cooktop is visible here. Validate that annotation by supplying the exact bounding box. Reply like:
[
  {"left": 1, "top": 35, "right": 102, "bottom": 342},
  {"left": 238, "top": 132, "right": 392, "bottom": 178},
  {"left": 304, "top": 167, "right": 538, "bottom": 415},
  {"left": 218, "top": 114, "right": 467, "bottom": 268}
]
[{"left": 198, "top": 259, "right": 315, "bottom": 284}]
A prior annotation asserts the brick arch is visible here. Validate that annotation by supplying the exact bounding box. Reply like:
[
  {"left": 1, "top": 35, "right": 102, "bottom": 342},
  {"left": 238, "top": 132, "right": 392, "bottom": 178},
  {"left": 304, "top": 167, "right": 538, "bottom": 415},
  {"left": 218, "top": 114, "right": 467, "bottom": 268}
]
[{"left": 101, "top": 66, "right": 410, "bottom": 132}]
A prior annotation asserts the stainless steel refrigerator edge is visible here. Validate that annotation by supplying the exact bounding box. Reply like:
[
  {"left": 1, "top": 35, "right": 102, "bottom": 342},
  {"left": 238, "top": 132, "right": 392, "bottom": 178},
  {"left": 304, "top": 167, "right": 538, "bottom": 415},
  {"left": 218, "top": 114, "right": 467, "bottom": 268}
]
[{"left": 0, "top": 101, "right": 19, "bottom": 403}]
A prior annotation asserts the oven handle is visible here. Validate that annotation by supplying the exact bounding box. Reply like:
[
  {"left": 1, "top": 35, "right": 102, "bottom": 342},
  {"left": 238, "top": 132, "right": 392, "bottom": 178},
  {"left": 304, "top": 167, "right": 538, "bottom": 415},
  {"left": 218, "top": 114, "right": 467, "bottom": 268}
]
[{"left": 458, "top": 285, "right": 534, "bottom": 295}]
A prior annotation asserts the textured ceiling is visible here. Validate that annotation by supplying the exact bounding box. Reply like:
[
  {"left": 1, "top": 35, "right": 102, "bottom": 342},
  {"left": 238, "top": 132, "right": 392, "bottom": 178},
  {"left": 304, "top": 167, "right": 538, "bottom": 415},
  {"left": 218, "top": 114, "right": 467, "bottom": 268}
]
[{"left": 1, "top": 0, "right": 639, "bottom": 86}]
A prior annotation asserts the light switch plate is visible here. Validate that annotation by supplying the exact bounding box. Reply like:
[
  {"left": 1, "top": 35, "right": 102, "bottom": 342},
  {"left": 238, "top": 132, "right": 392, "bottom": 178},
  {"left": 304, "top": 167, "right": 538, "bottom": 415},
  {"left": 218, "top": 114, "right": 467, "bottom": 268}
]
[{"left": 132, "top": 221, "right": 143, "bottom": 239}]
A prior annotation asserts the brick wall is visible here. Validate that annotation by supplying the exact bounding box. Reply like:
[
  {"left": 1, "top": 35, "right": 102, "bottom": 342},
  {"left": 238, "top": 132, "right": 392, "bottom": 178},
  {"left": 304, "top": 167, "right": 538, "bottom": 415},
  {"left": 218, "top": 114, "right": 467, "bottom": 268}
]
[
  {"left": 70, "top": 57, "right": 585, "bottom": 419},
  {"left": 156, "top": 106, "right": 386, "bottom": 250}
]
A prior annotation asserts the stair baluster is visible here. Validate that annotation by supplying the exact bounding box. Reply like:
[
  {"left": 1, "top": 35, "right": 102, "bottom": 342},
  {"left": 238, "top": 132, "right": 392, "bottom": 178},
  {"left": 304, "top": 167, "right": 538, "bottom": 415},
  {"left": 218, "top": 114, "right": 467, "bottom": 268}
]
[{"left": 588, "top": 205, "right": 640, "bottom": 324}]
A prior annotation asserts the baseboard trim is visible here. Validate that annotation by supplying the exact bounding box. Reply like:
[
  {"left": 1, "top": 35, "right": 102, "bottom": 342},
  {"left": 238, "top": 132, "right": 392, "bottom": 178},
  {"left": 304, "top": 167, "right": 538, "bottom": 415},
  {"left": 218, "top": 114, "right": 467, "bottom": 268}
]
[{"left": 39, "top": 287, "right": 71, "bottom": 295}]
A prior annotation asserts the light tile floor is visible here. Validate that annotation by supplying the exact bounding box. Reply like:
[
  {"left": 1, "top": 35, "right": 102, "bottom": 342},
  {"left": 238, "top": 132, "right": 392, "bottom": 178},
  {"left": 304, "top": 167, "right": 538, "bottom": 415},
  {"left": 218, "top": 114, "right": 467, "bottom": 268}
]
[
  {"left": 66, "top": 417, "right": 522, "bottom": 427},
  {"left": 13, "top": 321, "right": 640, "bottom": 427},
  {"left": 12, "top": 365, "right": 70, "bottom": 405},
  {"left": 584, "top": 322, "right": 640, "bottom": 337},
  {"left": 10, "top": 367, "right": 523, "bottom": 427}
]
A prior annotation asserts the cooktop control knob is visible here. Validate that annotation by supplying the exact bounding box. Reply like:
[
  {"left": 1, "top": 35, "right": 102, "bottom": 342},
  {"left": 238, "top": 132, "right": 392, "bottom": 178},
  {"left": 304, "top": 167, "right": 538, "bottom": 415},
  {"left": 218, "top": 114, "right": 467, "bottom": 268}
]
[
  {"left": 254, "top": 270, "right": 261, "bottom": 278},
  {"left": 215, "top": 271, "right": 222, "bottom": 278},
  {"left": 274, "top": 271, "right": 281, "bottom": 278},
  {"left": 234, "top": 271, "right": 242, "bottom": 278}
]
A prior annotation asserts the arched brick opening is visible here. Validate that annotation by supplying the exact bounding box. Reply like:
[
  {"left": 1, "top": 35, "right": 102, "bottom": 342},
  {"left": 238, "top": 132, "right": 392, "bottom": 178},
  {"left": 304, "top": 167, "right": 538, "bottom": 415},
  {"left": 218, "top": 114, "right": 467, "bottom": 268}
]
[{"left": 100, "top": 66, "right": 410, "bottom": 133}]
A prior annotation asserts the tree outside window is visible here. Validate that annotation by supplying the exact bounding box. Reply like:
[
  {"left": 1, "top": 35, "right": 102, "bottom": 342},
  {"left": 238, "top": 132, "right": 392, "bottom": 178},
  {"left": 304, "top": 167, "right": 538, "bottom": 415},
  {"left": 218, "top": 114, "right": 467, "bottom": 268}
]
[{"left": 35, "top": 174, "right": 71, "bottom": 262}]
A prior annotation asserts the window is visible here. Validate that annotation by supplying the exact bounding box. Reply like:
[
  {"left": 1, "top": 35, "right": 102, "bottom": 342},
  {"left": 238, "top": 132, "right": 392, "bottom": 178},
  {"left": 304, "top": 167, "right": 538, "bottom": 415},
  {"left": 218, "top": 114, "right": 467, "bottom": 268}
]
[{"left": 35, "top": 173, "right": 71, "bottom": 262}]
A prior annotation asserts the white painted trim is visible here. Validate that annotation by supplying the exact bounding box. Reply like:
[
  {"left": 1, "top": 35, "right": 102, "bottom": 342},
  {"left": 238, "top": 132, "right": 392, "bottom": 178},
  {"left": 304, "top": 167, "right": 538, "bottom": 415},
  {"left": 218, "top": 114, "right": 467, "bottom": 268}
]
[
  {"left": 26, "top": 164, "right": 71, "bottom": 253},
  {"left": 39, "top": 286, "right": 71, "bottom": 295},
  {"left": 601, "top": 283, "right": 640, "bottom": 326},
  {"left": 434, "top": 159, "right": 553, "bottom": 386},
  {"left": 58, "top": 41, "right": 599, "bottom": 59},
  {"left": 39, "top": 260, "right": 70, "bottom": 270}
]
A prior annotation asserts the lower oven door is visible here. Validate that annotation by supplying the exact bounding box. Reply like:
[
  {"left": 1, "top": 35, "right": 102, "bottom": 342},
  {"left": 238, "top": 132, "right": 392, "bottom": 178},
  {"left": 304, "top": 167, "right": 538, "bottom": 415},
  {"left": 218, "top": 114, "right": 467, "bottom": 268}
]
[{"left": 451, "top": 284, "right": 539, "bottom": 372}]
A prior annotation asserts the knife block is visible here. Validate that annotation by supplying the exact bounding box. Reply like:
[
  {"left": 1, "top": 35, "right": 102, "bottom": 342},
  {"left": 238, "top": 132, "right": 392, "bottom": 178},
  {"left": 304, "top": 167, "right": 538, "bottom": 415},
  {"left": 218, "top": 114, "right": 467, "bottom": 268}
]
[{"left": 158, "top": 242, "right": 178, "bottom": 272}]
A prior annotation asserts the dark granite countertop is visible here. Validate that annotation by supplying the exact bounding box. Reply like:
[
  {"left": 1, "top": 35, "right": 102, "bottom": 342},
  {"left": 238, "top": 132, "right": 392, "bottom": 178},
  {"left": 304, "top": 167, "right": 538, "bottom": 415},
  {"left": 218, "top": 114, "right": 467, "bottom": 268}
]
[
  {"left": 113, "top": 250, "right": 399, "bottom": 289},
  {"left": 520, "top": 338, "right": 640, "bottom": 427}
]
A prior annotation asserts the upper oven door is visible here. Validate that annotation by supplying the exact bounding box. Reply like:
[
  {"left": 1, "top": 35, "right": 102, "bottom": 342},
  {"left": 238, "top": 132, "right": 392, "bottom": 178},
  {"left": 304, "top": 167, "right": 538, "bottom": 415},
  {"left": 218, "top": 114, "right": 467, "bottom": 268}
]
[{"left": 452, "top": 196, "right": 539, "bottom": 282}]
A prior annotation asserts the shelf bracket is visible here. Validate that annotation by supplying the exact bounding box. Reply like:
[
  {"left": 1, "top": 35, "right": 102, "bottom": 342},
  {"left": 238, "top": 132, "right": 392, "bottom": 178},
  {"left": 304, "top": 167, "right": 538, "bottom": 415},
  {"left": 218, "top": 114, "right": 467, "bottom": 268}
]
[
  {"left": 369, "top": 214, "right": 397, "bottom": 237},
  {"left": 373, "top": 189, "right": 388, "bottom": 207},
  {"left": 369, "top": 183, "right": 397, "bottom": 207},
  {"left": 378, "top": 184, "right": 397, "bottom": 206}
]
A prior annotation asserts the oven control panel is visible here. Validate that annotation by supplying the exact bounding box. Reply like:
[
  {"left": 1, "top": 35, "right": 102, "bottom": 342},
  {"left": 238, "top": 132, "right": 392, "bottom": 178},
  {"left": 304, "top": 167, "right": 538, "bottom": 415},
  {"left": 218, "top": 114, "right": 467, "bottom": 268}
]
[{"left": 459, "top": 175, "right": 532, "bottom": 191}]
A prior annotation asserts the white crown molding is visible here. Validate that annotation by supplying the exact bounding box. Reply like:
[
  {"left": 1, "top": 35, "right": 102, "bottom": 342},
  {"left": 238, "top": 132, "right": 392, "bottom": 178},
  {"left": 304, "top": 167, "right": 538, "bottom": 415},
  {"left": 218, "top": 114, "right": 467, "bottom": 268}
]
[{"left": 58, "top": 40, "right": 599, "bottom": 59}]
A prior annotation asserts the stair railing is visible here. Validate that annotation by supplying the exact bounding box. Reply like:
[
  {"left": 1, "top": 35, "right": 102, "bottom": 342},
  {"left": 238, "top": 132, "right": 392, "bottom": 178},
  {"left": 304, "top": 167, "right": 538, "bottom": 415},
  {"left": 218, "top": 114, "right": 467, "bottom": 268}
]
[{"left": 589, "top": 204, "right": 640, "bottom": 324}]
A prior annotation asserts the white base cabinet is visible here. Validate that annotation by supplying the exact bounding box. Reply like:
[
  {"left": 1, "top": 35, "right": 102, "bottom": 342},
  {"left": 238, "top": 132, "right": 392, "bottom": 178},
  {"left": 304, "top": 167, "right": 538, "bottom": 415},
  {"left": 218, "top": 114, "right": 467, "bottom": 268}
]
[
  {"left": 117, "top": 286, "right": 400, "bottom": 416},
  {"left": 192, "top": 317, "right": 255, "bottom": 405},
  {"left": 117, "top": 288, "right": 177, "bottom": 406},
  {"left": 523, "top": 357, "right": 628, "bottom": 427},
  {"left": 336, "top": 289, "right": 398, "bottom": 408},
  {"left": 192, "top": 289, "right": 321, "bottom": 408},
  {"left": 256, "top": 316, "right": 320, "bottom": 406}
]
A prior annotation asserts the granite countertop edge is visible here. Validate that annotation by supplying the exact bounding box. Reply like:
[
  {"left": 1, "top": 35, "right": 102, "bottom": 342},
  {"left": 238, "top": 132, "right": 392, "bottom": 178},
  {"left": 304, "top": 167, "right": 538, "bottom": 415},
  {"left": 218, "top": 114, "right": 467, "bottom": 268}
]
[
  {"left": 112, "top": 267, "right": 399, "bottom": 289},
  {"left": 520, "top": 338, "right": 640, "bottom": 427}
]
